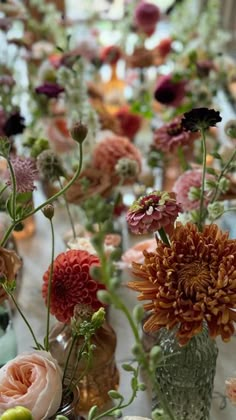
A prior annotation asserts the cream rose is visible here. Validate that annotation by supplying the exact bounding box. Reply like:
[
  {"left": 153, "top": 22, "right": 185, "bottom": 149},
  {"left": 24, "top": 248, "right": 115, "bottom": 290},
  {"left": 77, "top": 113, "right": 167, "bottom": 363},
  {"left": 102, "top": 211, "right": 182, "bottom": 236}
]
[
  {"left": 0, "top": 351, "right": 62, "bottom": 420},
  {"left": 226, "top": 376, "right": 236, "bottom": 405}
]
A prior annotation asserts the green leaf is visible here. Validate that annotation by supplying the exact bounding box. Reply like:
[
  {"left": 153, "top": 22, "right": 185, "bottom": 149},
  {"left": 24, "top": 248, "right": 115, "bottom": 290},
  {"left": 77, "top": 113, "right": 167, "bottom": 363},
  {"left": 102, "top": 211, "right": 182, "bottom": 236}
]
[
  {"left": 206, "top": 167, "right": 217, "bottom": 175},
  {"left": 211, "top": 151, "right": 222, "bottom": 160},
  {"left": 88, "top": 405, "right": 98, "bottom": 420},
  {"left": 122, "top": 363, "right": 136, "bottom": 372},
  {"left": 6, "top": 195, "right": 14, "bottom": 218},
  {"left": 108, "top": 390, "right": 123, "bottom": 400}
]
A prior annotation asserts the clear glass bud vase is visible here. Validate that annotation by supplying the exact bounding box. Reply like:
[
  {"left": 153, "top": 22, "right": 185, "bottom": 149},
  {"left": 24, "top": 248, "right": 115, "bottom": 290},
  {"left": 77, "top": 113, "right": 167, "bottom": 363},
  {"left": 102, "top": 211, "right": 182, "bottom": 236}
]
[
  {"left": 153, "top": 325, "right": 218, "bottom": 420},
  {"left": 49, "top": 320, "right": 119, "bottom": 413}
]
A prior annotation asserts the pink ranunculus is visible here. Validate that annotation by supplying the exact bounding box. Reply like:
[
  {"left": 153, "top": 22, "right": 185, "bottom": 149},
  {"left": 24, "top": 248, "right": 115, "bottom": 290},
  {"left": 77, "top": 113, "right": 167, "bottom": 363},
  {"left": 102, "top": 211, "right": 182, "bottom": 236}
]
[
  {"left": 226, "top": 377, "right": 236, "bottom": 405},
  {"left": 134, "top": 1, "right": 160, "bottom": 35},
  {"left": 0, "top": 351, "right": 62, "bottom": 420}
]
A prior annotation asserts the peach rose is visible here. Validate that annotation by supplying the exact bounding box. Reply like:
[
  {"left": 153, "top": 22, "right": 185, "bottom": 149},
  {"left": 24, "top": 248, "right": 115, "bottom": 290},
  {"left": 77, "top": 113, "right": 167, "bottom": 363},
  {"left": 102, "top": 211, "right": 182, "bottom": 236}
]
[
  {"left": 226, "top": 377, "right": 236, "bottom": 405},
  {"left": 122, "top": 239, "right": 157, "bottom": 268},
  {"left": 0, "top": 351, "right": 62, "bottom": 419},
  {"left": 0, "top": 247, "right": 22, "bottom": 304}
]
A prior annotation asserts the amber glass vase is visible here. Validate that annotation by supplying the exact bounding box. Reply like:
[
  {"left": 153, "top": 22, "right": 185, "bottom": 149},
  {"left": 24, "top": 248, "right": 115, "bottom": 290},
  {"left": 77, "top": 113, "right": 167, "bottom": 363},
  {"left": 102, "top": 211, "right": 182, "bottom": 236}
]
[{"left": 49, "top": 321, "right": 119, "bottom": 413}]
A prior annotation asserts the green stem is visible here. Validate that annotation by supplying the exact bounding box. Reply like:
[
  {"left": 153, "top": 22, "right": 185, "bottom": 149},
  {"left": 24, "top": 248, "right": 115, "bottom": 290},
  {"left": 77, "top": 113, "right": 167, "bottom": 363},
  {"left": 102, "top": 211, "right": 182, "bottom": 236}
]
[
  {"left": 7, "top": 158, "right": 17, "bottom": 221},
  {"left": 158, "top": 227, "right": 170, "bottom": 246},
  {"left": 0, "top": 223, "right": 16, "bottom": 247},
  {"left": 8, "top": 291, "right": 41, "bottom": 350},
  {"left": 58, "top": 178, "right": 76, "bottom": 240},
  {"left": 198, "top": 128, "right": 207, "bottom": 231},
  {"left": 44, "top": 218, "right": 55, "bottom": 351},
  {"left": 0, "top": 184, "right": 8, "bottom": 198},
  {"left": 1, "top": 143, "right": 83, "bottom": 247},
  {"left": 211, "top": 148, "right": 236, "bottom": 203},
  {"left": 177, "top": 146, "right": 188, "bottom": 171},
  {"left": 62, "top": 333, "right": 77, "bottom": 384}
]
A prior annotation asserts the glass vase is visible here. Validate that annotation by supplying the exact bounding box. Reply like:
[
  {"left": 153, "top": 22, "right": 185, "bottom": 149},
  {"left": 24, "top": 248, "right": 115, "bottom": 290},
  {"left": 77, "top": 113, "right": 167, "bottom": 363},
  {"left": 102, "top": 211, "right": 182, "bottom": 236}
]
[
  {"left": 0, "top": 301, "right": 17, "bottom": 367},
  {"left": 49, "top": 320, "right": 119, "bottom": 413},
  {"left": 50, "top": 386, "right": 85, "bottom": 420},
  {"left": 153, "top": 325, "right": 218, "bottom": 420}
]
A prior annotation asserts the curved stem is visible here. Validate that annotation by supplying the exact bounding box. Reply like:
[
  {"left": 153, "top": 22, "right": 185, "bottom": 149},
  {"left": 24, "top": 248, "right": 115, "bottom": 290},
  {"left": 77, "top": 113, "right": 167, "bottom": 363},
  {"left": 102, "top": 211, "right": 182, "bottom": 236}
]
[
  {"left": 62, "top": 334, "right": 77, "bottom": 384},
  {"left": 211, "top": 148, "right": 236, "bottom": 203},
  {"left": 177, "top": 146, "right": 188, "bottom": 171},
  {"left": 1, "top": 143, "right": 83, "bottom": 247},
  {"left": 58, "top": 177, "right": 76, "bottom": 240},
  {"left": 8, "top": 292, "right": 41, "bottom": 350},
  {"left": 0, "top": 184, "right": 8, "bottom": 198},
  {"left": 44, "top": 218, "right": 55, "bottom": 351},
  {"left": 7, "top": 158, "right": 17, "bottom": 221},
  {"left": 158, "top": 227, "right": 170, "bottom": 246},
  {"left": 198, "top": 128, "right": 207, "bottom": 231}
]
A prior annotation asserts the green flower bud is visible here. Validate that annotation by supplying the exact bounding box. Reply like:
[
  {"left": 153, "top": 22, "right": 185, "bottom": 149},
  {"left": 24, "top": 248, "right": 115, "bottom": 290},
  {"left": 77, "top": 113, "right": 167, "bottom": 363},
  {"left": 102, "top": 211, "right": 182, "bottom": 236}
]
[
  {"left": 218, "top": 177, "right": 230, "bottom": 193},
  {"left": 224, "top": 120, "right": 236, "bottom": 138},
  {"left": 42, "top": 204, "right": 54, "bottom": 219},
  {"left": 0, "top": 406, "right": 33, "bottom": 420},
  {"left": 188, "top": 186, "right": 201, "bottom": 201},
  {"left": 133, "top": 304, "right": 144, "bottom": 324},
  {"left": 207, "top": 201, "right": 224, "bottom": 221},
  {"left": 91, "top": 307, "right": 105, "bottom": 328},
  {"left": 96, "top": 290, "right": 112, "bottom": 305},
  {"left": 108, "top": 390, "right": 123, "bottom": 399},
  {"left": 70, "top": 121, "right": 88, "bottom": 144},
  {"left": 149, "top": 345, "right": 163, "bottom": 365}
]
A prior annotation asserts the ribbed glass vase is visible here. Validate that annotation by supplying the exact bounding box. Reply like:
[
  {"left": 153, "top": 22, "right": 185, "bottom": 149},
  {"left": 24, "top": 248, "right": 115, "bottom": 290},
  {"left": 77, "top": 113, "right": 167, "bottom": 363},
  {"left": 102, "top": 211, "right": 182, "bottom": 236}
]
[{"left": 153, "top": 325, "right": 218, "bottom": 420}]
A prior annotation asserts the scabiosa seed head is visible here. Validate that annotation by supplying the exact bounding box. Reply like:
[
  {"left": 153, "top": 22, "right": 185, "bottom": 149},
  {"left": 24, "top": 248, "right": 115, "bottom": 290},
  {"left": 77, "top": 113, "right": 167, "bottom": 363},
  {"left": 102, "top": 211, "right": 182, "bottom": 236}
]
[
  {"left": 42, "top": 204, "right": 54, "bottom": 220},
  {"left": 224, "top": 119, "right": 236, "bottom": 138},
  {"left": 5, "top": 157, "right": 38, "bottom": 193},
  {"left": 115, "top": 157, "right": 139, "bottom": 180},
  {"left": 37, "top": 150, "right": 65, "bottom": 181},
  {"left": 70, "top": 121, "right": 88, "bottom": 144}
]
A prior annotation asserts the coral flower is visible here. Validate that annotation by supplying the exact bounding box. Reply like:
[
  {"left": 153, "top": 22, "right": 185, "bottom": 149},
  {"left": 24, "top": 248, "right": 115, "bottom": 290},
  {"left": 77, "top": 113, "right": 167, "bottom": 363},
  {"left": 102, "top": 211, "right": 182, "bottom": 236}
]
[
  {"left": 115, "top": 106, "right": 142, "bottom": 139},
  {"left": 154, "top": 74, "right": 187, "bottom": 107},
  {"left": 42, "top": 249, "right": 105, "bottom": 323},
  {"left": 92, "top": 134, "right": 141, "bottom": 184},
  {"left": 129, "top": 223, "right": 236, "bottom": 345},
  {"left": 126, "top": 191, "right": 182, "bottom": 235},
  {"left": 100, "top": 45, "right": 122, "bottom": 64},
  {"left": 156, "top": 38, "right": 172, "bottom": 58},
  {"left": 153, "top": 116, "right": 198, "bottom": 153},
  {"left": 173, "top": 169, "right": 214, "bottom": 211}
]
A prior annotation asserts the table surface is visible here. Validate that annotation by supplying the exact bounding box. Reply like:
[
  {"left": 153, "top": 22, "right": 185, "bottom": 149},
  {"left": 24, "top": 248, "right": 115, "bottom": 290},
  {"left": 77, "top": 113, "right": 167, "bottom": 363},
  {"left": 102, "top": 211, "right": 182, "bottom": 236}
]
[{"left": 11, "top": 184, "right": 236, "bottom": 420}]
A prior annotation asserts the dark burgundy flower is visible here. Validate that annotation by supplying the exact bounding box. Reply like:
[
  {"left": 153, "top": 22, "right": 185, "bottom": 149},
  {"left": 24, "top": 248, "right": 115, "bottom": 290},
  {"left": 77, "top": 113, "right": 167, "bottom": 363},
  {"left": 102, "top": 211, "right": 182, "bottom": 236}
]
[
  {"left": 154, "top": 74, "right": 187, "bottom": 107},
  {"left": 135, "top": 1, "right": 160, "bottom": 35},
  {"left": 3, "top": 111, "right": 25, "bottom": 137},
  {"left": 35, "top": 82, "right": 64, "bottom": 99},
  {"left": 182, "top": 108, "right": 222, "bottom": 132}
]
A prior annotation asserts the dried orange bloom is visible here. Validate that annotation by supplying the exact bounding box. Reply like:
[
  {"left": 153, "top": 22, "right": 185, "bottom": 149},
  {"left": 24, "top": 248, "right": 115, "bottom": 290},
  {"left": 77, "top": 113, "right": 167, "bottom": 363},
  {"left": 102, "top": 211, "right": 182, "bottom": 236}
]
[{"left": 129, "top": 223, "right": 236, "bottom": 345}]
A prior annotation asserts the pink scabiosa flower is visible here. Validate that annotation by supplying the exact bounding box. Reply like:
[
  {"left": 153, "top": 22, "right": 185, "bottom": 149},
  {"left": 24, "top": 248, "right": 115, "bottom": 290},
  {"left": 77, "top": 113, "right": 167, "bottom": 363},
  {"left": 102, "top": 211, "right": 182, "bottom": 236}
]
[
  {"left": 173, "top": 169, "right": 214, "bottom": 211},
  {"left": 153, "top": 116, "right": 198, "bottom": 153},
  {"left": 92, "top": 134, "right": 141, "bottom": 184},
  {"left": 126, "top": 191, "right": 182, "bottom": 235},
  {"left": 226, "top": 376, "right": 236, "bottom": 405},
  {"left": 134, "top": 1, "right": 160, "bottom": 35},
  {"left": 42, "top": 249, "right": 105, "bottom": 323},
  {"left": 154, "top": 74, "right": 187, "bottom": 107},
  {"left": 5, "top": 157, "right": 38, "bottom": 193}
]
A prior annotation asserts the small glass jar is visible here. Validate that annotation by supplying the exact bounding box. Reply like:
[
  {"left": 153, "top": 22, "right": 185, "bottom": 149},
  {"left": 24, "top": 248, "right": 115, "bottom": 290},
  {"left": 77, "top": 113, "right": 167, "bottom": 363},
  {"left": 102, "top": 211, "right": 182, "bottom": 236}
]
[
  {"left": 49, "top": 321, "right": 119, "bottom": 413},
  {"left": 49, "top": 386, "right": 85, "bottom": 420},
  {"left": 0, "top": 301, "right": 17, "bottom": 367}
]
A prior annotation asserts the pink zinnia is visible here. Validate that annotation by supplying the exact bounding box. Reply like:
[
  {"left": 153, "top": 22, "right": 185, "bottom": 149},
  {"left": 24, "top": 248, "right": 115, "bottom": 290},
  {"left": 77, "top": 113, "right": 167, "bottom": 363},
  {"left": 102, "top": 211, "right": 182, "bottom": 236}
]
[
  {"left": 92, "top": 134, "right": 141, "bottom": 184},
  {"left": 154, "top": 74, "right": 187, "bottom": 107},
  {"left": 135, "top": 1, "right": 160, "bottom": 35},
  {"left": 5, "top": 157, "right": 38, "bottom": 193},
  {"left": 126, "top": 191, "right": 182, "bottom": 235},
  {"left": 173, "top": 169, "right": 214, "bottom": 211},
  {"left": 42, "top": 249, "right": 105, "bottom": 323},
  {"left": 153, "top": 116, "right": 198, "bottom": 153}
]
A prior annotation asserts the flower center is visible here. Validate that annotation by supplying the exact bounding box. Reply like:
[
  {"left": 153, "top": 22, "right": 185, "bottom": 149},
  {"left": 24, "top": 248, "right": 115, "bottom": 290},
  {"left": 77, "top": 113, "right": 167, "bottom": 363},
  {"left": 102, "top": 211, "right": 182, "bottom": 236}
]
[
  {"left": 178, "top": 261, "right": 210, "bottom": 297},
  {"left": 167, "top": 122, "right": 183, "bottom": 136}
]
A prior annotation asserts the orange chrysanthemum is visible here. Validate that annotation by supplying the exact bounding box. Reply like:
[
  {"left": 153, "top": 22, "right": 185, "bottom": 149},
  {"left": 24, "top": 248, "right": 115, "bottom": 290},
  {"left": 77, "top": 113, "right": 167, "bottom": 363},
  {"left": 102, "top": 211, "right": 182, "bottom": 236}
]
[{"left": 129, "top": 223, "right": 236, "bottom": 345}]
